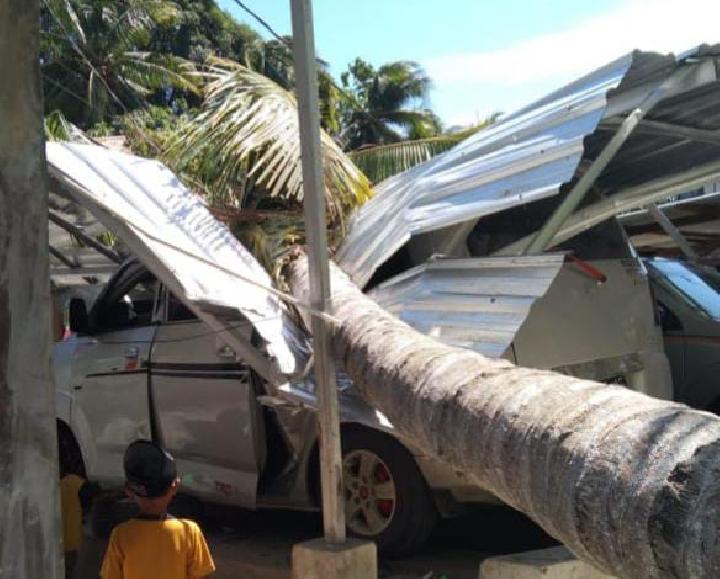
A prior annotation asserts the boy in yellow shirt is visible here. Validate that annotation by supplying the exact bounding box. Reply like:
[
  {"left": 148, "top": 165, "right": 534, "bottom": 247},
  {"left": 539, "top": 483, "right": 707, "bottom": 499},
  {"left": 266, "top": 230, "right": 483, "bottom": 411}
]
[{"left": 100, "top": 440, "right": 215, "bottom": 579}]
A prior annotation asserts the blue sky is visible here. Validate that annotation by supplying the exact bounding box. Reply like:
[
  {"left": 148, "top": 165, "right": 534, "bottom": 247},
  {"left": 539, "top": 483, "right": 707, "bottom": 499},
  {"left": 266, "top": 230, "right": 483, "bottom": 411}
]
[{"left": 218, "top": 0, "right": 720, "bottom": 128}]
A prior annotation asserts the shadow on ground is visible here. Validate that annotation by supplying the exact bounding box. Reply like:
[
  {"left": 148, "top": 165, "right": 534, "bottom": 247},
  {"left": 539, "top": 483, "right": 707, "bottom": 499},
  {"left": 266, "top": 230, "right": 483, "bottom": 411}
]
[{"left": 76, "top": 499, "right": 557, "bottom": 579}]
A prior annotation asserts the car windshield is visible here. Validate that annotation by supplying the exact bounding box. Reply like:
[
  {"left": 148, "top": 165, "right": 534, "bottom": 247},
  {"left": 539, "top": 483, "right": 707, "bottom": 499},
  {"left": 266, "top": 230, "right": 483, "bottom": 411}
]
[{"left": 651, "top": 259, "right": 720, "bottom": 321}]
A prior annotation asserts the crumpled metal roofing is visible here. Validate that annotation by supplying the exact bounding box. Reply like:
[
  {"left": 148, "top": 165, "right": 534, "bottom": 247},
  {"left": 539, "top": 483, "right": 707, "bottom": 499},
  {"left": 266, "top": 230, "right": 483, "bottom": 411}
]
[
  {"left": 369, "top": 254, "right": 565, "bottom": 358},
  {"left": 46, "top": 142, "right": 302, "bottom": 385},
  {"left": 338, "top": 45, "right": 720, "bottom": 288}
]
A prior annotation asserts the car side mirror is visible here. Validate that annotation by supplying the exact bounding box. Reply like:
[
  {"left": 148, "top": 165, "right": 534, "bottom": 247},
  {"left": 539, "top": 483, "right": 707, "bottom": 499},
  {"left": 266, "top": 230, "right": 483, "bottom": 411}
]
[{"left": 69, "top": 298, "right": 89, "bottom": 334}]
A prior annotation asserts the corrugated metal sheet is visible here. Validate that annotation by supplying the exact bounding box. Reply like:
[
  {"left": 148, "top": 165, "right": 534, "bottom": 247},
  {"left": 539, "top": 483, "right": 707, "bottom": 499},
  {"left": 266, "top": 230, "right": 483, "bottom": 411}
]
[
  {"left": 46, "top": 142, "right": 303, "bottom": 384},
  {"left": 338, "top": 46, "right": 720, "bottom": 288},
  {"left": 47, "top": 130, "right": 122, "bottom": 286},
  {"left": 369, "top": 254, "right": 565, "bottom": 358}
]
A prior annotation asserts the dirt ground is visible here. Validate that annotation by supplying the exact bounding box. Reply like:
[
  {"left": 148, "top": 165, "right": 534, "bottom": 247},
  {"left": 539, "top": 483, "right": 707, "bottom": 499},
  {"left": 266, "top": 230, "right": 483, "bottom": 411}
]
[{"left": 73, "top": 504, "right": 556, "bottom": 579}]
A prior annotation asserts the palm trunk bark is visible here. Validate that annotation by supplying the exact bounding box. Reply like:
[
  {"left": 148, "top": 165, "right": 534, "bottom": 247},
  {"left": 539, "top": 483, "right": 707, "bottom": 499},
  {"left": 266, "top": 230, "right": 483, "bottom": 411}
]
[
  {"left": 0, "top": 1, "right": 62, "bottom": 577},
  {"left": 291, "top": 256, "right": 720, "bottom": 579}
]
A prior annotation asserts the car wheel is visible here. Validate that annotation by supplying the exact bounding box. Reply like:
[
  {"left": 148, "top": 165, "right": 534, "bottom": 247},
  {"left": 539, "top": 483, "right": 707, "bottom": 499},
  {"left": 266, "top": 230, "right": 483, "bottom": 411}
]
[
  {"left": 341, "top": 426, "right": 437, "bottom": 556},
  {"left": 57, "top": 420, "right": 85, "bottom": 477}
]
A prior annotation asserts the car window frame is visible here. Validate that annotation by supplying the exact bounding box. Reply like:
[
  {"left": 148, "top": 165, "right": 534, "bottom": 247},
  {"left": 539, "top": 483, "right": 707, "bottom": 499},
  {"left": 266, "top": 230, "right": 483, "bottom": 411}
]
[
  {"left": 159, "top": 285, "right": 199, "bottom": 325},
  {"left": 90, "top": 266, "right": 161, "bottom": 333},
  {"left": 649, "top": 259, "right": 720, "bottom": 322}
]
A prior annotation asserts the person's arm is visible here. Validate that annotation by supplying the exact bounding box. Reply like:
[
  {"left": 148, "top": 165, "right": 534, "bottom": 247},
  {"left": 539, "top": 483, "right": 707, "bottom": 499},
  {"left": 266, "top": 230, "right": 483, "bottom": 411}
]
[
  {"left": 100, "top": 529, "right": 124, "bottom": 579},
  {"left": 187, "top": 521, "right": 215, "bottom": 578}
]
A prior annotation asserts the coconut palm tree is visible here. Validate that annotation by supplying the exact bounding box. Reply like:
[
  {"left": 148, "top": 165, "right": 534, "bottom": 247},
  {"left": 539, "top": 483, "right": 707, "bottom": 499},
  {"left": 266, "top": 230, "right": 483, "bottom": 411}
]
[
  {"left": 166, "top": 60, "right": 371, "bottom": 221},
  {"left": 340, "top": 58, "right": 441, "bottom": 150},
  {"left": 289, "top": 256, "right": 720, "bottom": 579},
  {"left": 41, "top": 0, "right": 198, "bottom": 128},
  {"left": 163, "top": 60, "right": 371, "bottom": 278}
]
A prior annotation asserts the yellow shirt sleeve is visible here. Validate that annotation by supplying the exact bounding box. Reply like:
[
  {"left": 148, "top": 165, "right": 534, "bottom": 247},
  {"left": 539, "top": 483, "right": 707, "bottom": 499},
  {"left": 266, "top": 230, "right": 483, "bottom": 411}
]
[
  {"left": 60, "top": 475, "right": 85, "bottom": 552},
  {"left": 185, "top": 521, "right": 215, "bottom": 578},
  {"left": 100, "top": 527, "right": 125, "bottom": 579}
]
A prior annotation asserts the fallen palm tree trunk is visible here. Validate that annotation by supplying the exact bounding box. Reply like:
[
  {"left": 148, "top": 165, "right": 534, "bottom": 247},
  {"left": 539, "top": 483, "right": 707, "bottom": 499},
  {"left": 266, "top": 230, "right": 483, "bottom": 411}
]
[{"left": 291, "top": 256, "right": 720, "bottom": 579}]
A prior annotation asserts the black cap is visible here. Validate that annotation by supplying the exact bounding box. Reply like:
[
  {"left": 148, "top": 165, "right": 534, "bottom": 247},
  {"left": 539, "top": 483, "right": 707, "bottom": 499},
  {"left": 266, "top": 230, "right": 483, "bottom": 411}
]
[{"left": 124, "top": 440, "right": 177, "bottom": 498}]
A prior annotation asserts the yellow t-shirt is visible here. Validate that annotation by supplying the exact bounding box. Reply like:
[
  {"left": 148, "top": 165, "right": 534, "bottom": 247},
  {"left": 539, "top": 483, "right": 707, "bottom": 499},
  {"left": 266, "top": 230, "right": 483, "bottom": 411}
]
[
  {"left": 101, "top": 517, "right": 215, "bottom": 579},
  {"left": 60, "top": 474, "right": 85, "bottom": 552}
]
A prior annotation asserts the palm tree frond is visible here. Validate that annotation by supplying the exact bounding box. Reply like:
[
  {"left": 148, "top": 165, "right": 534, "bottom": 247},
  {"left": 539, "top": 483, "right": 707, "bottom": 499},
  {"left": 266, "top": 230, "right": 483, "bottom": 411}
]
[
  {"left": 165, "top": 64, "right": 372, "bottom": 222},
  {"left": 349, "top": 137, "right": 456, "bottom": 184},
  {"left": 349, "top": 119, "right": 498, "bottom": 184},
  {"left": 44, "top": 109, "right": 93, "bottom": 143},
  {"left": 44, "top": 109, "right": 74, "bottom": 141},
  {"left": 123, "top": 52, "right": 200, "bottom": 94}
]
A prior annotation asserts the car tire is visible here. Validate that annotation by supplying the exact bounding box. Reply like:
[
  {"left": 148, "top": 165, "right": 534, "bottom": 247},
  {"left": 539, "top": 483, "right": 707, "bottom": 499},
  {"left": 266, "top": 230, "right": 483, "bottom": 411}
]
[
  {"left": 341, "top": 425, "right": 438, "bottom": 557},
  {"left": 57, "top": 420, "right": 86, "bottom": 477}
]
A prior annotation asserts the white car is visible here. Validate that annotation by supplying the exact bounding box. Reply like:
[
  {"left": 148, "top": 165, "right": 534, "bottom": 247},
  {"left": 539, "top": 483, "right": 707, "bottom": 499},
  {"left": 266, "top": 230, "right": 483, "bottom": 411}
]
[
  {"left": 55, "top": 259, "right": 493, "bottom": 555},
  {"left": 54, "top": 251, "right": 671, "bottom": 554}
]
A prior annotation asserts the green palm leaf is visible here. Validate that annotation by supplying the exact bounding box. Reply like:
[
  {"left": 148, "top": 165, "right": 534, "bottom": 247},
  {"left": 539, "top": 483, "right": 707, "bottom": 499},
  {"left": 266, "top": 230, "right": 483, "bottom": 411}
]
[
  {"left": 349, "top": 121, "right": 498, "bottom": 184},
  {"left": 44, "top": 109, "right": 93, "bottom": 143},
  {"left": 122, "top": 52, "right": 200, "bottom": 95},
  {"left": 44, "top": 109, "right": 75, "bottom": 141},
  {"left": 165, "top": 60, "right": 372, "bottom": 223}
]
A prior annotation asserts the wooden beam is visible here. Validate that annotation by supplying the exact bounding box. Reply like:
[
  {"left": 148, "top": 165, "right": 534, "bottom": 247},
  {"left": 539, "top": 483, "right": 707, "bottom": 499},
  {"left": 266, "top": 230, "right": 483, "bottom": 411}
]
[
  {"left": 48, "top": 209, "right": 122, "bottom": 264},
  {"left": 601, "top": 118, "right": 720, "bottom": 147},
  {"left": 49, "top": 245, "right": 79, "bottom": 269}
]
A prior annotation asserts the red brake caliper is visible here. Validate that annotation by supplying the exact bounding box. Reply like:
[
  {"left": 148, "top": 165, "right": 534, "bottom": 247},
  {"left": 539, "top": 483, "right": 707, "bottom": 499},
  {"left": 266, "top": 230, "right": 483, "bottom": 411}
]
[{"left": 375, "top": 464, "right": 393, "bottom": 517}]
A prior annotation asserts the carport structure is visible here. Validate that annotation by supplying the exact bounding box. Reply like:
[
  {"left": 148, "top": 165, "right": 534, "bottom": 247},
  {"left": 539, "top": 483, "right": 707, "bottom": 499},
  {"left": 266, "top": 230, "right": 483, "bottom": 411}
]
[
  {"left": 620, "top": 186, "right": 720, "bottom": 261},
  {"left": 339, "top": 44, "right": 720, "bottom": 288}
]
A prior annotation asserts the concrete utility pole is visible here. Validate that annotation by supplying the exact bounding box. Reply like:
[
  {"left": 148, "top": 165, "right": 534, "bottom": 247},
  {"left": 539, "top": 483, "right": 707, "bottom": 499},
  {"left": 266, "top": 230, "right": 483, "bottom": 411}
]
[
  {"left": 0, "top": 0, "right": 62, "bottom": 577},
  {"left": 289, "top": 1, "right": 377, "bottom": 576},
  {"left": 288, "top": 0, "right": 345, "bottom": 544}
]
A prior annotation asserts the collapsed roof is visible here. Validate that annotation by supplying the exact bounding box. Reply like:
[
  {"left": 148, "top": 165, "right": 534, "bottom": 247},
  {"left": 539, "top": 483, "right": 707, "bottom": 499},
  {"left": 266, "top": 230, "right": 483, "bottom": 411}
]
[{"left": 338, "top": 44, "right": 720, "bottom": 288}]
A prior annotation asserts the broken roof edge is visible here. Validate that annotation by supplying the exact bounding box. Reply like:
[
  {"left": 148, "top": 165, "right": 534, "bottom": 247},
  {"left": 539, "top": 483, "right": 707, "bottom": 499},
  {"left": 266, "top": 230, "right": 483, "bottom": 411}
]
[
  {"left": 46, "top": 142, "right": 305, "bottom": 387},
  {"left": 368, "top": 254, "right": 566, "bottom": 358}
]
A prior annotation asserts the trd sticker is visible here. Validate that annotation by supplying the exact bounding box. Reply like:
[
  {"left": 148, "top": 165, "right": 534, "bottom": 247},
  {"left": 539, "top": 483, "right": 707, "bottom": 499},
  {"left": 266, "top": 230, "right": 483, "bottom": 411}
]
[
  {"left": 214, "top": 481, "right": 233, "bottom": 496},
  {"left": 124, "top": 358, "right": 139, "bottom": 371}
]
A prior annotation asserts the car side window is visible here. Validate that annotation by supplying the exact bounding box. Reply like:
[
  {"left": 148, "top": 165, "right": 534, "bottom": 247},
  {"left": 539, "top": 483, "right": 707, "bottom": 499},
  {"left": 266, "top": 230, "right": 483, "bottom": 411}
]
[
  {"left": 166, "top": 290, "right": 198, "bottom": 322},
  {"left": 95, "top": 274, "right": 159, "bottom": 331}
]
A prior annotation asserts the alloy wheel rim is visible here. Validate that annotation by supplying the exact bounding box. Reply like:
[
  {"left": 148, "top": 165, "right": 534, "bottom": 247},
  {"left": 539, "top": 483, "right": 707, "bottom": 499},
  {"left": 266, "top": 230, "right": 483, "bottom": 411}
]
[{"left": 343, "top": 449, "right": 397, "bottom": 536}]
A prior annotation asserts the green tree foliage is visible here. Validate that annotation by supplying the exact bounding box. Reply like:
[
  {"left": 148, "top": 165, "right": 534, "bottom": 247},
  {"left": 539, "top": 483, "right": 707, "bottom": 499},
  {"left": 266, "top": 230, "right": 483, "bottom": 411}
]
[
  {"left": 40, "top": 0, "right": 495, "bottom": 271},
  {"left": 349, "top": 115, "right": 501, "bottom": 184},
  {"left": 41, "top": 0, "right": 198, "bottom": 128},
  {"left": 148, "top": 0, "right": 264, "bottom": 65},
  {"left": 340, "top": 58, "right": 441, "bottom": 150}
]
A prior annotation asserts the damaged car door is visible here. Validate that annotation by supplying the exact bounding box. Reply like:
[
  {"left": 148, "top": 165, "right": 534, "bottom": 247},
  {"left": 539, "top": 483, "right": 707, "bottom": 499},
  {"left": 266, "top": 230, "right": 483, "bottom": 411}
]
[
  {"left": 149, "top": 286, "right": 265, "bottom": 507},
  {"left": 70, "top": 262, "right": 158, "bottom": 484}
]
